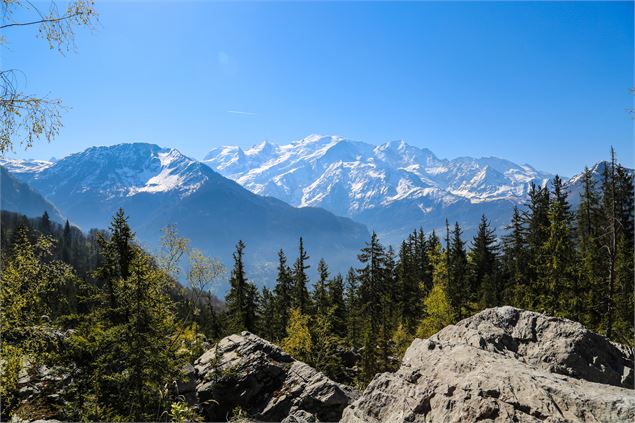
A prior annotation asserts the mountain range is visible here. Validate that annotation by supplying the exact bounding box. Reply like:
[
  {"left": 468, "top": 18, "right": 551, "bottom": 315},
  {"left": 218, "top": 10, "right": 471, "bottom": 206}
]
[
  {"left": 0, "top": 143, "right": 368, "bottom": 287},
  {"left": 2, "top": 137, "right": 625, "bottom": 288},
  {"left": 203, "top": 135, "right": 553, "bottom": 242}
]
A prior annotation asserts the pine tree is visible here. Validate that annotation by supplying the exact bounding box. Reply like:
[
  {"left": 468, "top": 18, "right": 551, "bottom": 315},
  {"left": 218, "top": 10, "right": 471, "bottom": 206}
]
[
  {"left": 327, "top": 273, "right": 347, "bottom": 338},
  {"left": 576, "top": 167, "right": 603, "bottom": 328},
  {"left": 613, "top": 162, "right": 634, "bottom": 345},
  {"left": 257, "top": 287, "right": 276, "bottom": 341},
  {"left": 62, "top": 219, "right": 72, "bottom": 263},
  {"left": 356, "top": 232, "right": 391, "bottom": 379},
  {"left": 310, "top": 309, "right": 344, "bottom": 381},
  {"left": 599, "top": 149, "right": 634, "bottom": 342},
  {"left": 40, "top": 211, "right": 51, "bottom": 234},
  {"left": 541, "top": 175, "right": 576, "bottom": 316},
  {"left": 313, "top": 258, "right": 330, "bottom": 315},
  {"left": 524, "top": 183, "right": 551, "bottom": 308},
  {"left": 64, "top": 210, "right": 183, "bottom": 421},
  {"left": 446, "top": 222, "right": 468, "bottom": 319},
  {"left": 469, "top": 215, "right": 500, "bottom": 309},
  {"left": 292, "top": 237, "right": 311, "bottom": 314},
  {"left": 345, "top": 267, "right": 363, "bottom": 348},
  {"left": 501, "top": 206, "right": 529, "bottom": 306},
  {"left": 273, "top": 249, "right": 293, "bottom": 340},
  {"left": 95, "top": 208, "right": 135, "bottom": 315},
  {"left": 225, "top": 240, "right": 258, "bottom": 333}
]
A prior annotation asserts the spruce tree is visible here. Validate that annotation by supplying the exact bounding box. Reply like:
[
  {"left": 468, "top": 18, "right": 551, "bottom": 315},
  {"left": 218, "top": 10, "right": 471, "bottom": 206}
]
[
  {"left": 345, "top": 267, "right": 362, "bottom": 348},
  {"left": 501, "top": 206, "right": 529, "bottom": 306},
  {"left": 273, "top": 249, "right": 293, "bottom": 340},
  {"left": 257, "top": 287, "right": 276, "bottom": 341},
  {"left": 313, "top": 258, "right": 330, "bottom": 315},
  {"left": 356, "top": 232, "right": 390, "bottom": 380},
  {"left": 225, "top": 240, "right": 258, "bottom": 333},
  {"left": 292, "top": 237, "right": 311, "bottom": 314},
  {"left": 446, "top": 222, "right": 468, "bottom": 319},
  {"left": 327, "top": 273, "right": 347, "bottom": 338},
  {"left": 65, "top": 210, "right": 183, "bottom": 421},
  {"left": 541, "top": 175, "right": 576, "bottom": 316},
  {"left": 524, "top": 183, "right": 551, "bottom": 308},
  {"left": 40, "top": 211, "right": 51, "bottom": 234},
  {"left": 613, "top": 162, "right": 634, "bottom": 344},
  {"left": 468, "top": 215, "right": 500, "bottom": 309},
  {"left": 576, "top": 167, "right": 603, "bottom": 328}
]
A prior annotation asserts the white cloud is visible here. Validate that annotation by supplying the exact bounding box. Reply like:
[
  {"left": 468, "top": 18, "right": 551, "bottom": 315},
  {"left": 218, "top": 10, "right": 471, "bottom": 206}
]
[{"left": 227, "top": 110, "right": 256, "bottom": 116}]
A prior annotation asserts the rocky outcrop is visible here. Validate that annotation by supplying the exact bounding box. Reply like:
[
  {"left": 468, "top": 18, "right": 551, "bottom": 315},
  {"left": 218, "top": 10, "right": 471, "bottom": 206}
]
[
  {"left": 193, "top": 331, "right": 358, "bottom": 422},
  {"left": 342, "top": 307, "right": 635, "bottom": 423}
]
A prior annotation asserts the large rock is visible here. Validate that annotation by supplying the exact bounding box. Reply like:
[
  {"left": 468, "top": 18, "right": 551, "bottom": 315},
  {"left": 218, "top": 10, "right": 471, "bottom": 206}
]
[
  {"left": 193, "top": 331, "right": 358, "bottom": 422},
  {"left": 342, "top": 307, "right": 635, "bottom": 423}
]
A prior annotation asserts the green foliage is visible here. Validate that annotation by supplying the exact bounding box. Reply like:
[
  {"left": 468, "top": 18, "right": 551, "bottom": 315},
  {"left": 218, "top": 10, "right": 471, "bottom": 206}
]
[
  {"left": 446, "top": 221, "right": 469, "bottom": 320},
  {"left": 391, "top": 323, "right": 413, "bottom": 361},
  {"left": 0, "top": 226, "right": 76, "bottom": 418},
  {"left": 1, "top": 0, "right": 98, "bottom": 154},
  {"left": 168, "top": 401, "right": 203, "bottom": 422},
  {"left": 282, "top": 308, "right": 312, "bottom": 363},
  {"left": 1, "top": 149, "right": 632, "bottom": 417},
  {"left": 272, "top": 249, "right": 293, "bottom": 340},
  {"left": 225, "top": 240, "right": 258, "bottom": 333},
  {"left": 291, "top": 237, "right": 312, "bottom": 314},
  {"left": 468, "top": 215, "right": 500, "bottom": 310},
  {"left": 416, "top": 283, "right": 453, "bottom": 339},
  {"left": 310, "top": 309, "right": 344, "bottom": 380}
]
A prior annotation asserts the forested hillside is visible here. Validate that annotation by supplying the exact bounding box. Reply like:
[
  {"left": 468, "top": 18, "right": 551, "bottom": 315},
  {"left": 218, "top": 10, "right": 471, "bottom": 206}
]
[{"left": 1, "top": 151, "right": 632, "bottom": 421}]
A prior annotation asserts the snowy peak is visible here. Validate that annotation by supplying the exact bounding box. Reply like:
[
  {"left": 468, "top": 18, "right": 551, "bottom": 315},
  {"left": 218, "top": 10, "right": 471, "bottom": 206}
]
[
  {"left": 202, "top": 135, "right": 553, "bottom": 219},
  {"left": 0, "top": 158, "right": 54, "bottom": 174},
  {"left": 14, "top": 143, "right": 212, "bottom": 200}
]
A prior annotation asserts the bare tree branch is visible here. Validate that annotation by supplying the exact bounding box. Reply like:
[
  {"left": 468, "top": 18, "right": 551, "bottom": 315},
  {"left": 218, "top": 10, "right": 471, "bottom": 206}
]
[{"left": 0, "top": 12, "right": 83, "bottom": 29}]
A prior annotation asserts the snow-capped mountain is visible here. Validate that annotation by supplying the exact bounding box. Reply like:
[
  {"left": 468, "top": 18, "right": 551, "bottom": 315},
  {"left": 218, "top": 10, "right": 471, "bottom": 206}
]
[
  {"left": 203, "top": 135, "right": 553, "bottom": 241},
  {"left": 3, "top": 144, "right": 208, "bottom": 200},
  {"left": 2, "top": 143, "right": 369, "bottom": 288}
]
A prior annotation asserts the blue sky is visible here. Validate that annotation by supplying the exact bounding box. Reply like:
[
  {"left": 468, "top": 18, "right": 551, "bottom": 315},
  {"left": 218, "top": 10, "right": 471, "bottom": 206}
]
[{"left": 4, "top": 1, "right": 633, "bottom": 176}]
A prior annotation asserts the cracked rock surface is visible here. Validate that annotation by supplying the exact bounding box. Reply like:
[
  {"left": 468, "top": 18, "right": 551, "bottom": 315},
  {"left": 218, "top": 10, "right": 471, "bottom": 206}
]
[
  {"left": 193, "top": 331, "right": 358, "bottom": 422},
  {"left": 342, "top": 307, "right": 635, "bottom": 423}
]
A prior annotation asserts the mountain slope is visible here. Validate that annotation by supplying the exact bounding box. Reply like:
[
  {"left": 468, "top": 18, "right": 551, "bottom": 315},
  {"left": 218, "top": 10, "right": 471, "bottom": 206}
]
[
  {"left": 203, "top": 135, "right": 553, "bottom": 241},
  {"left": 0, "top": 166, "right": 65, "bottom": 223},
  {"left": 4, "top": 144, "right": 369, "bottom": 286}
]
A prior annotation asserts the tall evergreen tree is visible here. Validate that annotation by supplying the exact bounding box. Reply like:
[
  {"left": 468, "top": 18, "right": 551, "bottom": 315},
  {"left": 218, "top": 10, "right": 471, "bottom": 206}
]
[
  {"left": 613, "top": 162, "right": 634, "bottom": 344},
  {"left": 66, "top": 210, "right": 183, "bottom": 421},
  {"left": 327, "top": 273, "right": 347, "bottom": 338},
  {"left": 501, "top": 206, "right": 529, "bottom": 306},
  {"left": 469, "top": 215, "right": 500, "bottom": 309},
  {"left": 40, "top": 211, "right": 51, "bottom": 234},
  {"left": 345, "top": 267, "right": 362, "bottom": 348},
  {"left": 446, "top": 222, "right": 468, "bottom": 319},
  {"left": 541, "top": 175, "right": 576, "bottom": 316},
  {"left": 257, "top": 287, "right": 276, "bottom": 341},
  {"left": 576, "top": 167, "right": 604, "bottom": 328},
  {"left": 225, "top": 241, "right": 258, "bottom": 333},
  {"left": 292, "top": 237, "right": 311, "bottom": 314},
  {"left": 273, "top": 249, "right": 293, "bottom": 340},
  {"left": 524, "top": 183, "right": 551, "bottom": 308},
  {"left": 356, "top": 232, "right": 390, "bottom": 380},
  {"left": 313, "top": 258, "right": 330, "bottom": 315}
]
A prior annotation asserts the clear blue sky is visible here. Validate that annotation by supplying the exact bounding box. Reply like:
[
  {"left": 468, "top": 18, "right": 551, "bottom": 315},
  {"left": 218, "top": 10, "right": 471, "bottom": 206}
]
[{"left": 4, "top": 1, "right": 633, "bottom": 176}]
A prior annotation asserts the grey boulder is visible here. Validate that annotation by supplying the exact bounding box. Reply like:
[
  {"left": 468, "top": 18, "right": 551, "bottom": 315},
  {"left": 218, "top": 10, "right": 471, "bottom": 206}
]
[
  {"left": 194, "top": 331, "right": 358, "bottom": 422},
  {"left": 342, "top": 307, "right": 635, "bottom": 423}
]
